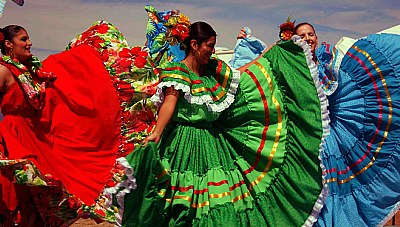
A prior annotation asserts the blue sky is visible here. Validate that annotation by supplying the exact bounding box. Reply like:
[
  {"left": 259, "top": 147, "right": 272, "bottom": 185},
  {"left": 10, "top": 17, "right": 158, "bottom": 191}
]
[{"left": 1, "top": 0, "right": 399, "bottom": 60}]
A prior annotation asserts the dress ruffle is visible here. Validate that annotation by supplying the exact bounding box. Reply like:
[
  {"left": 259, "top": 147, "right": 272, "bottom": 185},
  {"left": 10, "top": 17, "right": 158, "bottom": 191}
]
[
  {"left": 151, "top": 59, "right": 240, "bottom": 113},
  {"left": 316, "top": 42, "right": 340, "bottom": 96}
]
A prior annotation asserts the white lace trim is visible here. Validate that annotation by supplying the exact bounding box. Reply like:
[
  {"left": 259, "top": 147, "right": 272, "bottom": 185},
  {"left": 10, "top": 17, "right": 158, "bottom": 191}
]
[
  {"left": 378, "top": 201, "right": 400, "bottom": 227},
  {"left": 150, "top": 67, "right": 241, "bottom": 113},
  {"left": 292, "top": 35, "right": 331, "bottom": 227},
  {"left": 103, "top": 157, "right": 137, "bottom": 227}
]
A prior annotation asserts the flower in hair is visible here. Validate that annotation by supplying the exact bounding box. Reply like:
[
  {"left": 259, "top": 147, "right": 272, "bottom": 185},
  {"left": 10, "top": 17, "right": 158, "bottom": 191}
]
[
  {"left": 166, "top": 12, "right": 190, "bottom": 45},
  {"left": 279, "top": 16, "right": 295, "bottom": 41},
  {"left": 0, "top": 32, "right": 4, "bottom": 43},
  {"left": 177, "top": 13, "right": 190, "bottom": 27},
  {"left": 171, "top": 23, "right": 189, "bottom": 42}
]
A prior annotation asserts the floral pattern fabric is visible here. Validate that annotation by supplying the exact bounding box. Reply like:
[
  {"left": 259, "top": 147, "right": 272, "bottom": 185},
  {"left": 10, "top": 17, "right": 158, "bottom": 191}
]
[
  {"left": 145, "top": 5, "right": 189, "bottom": 68},
  {"left": 0, "top": 55, "right": 55, "bottom": 109},
  {"left": 65, "top": 20, "right": 163, "bottom": 223}
]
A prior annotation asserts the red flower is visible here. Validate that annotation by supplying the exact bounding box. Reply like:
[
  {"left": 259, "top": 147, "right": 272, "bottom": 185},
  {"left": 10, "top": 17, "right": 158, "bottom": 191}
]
[
  {"left": 279, "top": 17, "right": 296, "bottom": 41},
  {"left": 106, "top": 179, "right": 117, "bottom": 188},
  {"left": 100, "top": 49, "right": 110, "bottom": 62},
  {"left": 97, "top": 23, "right": 109, "bottom": 34},
  {"left": 130, "top": 115, "right": 148, "bottom": 132},
  {"left": 136, "top": 109, "right": 156, "bottom": 126},
  {"left": 66, "top": 195, "right": 82, "bottom": 210},
  {"left": 94, "top": 208, "right": 106, "bottom": 217},
  {"left": 0, "top": 32, "right": 4, "bottom": 42},
  {"left": 118, "top": 58, "right": 133, "bottom": 68},
  {"left": 134, "top": 57, "right": 147, "bottom": 68},
  {"left": 115, "top": 47, "right": 149, "bottom": 70},
  {"left": 79, "top": 30, "right": 95, "bottom": 42},
  {"left": 119, "top": 48, "right": 132, "bottom": 58},
  {"left": 84, "top": 36, "right": 105, "bottom": 49},
  {"left": 171, "top": 23, "right": 189, "bottom": 42},
  {"left": 279, "top": 21, "right": 295, "bottom": 30},
  {"left": 140, "top": 82, "right": 158, "bottom": 96},
  {"left": 130, "top": 46, "right": 141, "bottom": 56}
]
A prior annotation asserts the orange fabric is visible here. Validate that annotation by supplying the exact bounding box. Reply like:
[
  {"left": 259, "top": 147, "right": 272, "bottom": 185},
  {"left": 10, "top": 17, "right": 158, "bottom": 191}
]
[{"left": 0, "top": 45, "right": 122, "bottom": 208}]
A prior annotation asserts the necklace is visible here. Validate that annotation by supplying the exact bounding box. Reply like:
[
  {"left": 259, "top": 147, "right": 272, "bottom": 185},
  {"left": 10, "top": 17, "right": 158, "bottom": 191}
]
[{"left": 182, "top": 59, "right": 203, "bottom": 76}]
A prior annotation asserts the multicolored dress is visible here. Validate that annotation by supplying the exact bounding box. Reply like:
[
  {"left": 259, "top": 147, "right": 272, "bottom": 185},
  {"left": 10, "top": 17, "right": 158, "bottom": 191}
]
[
  {"left": 0, "top": 45, "right": 129, "bottom": 225},
  {"left": 0, "top": 20, "right": 158, "bottom": 225},
  {"left": 228, "top": 29, "right": 400, "bottom": 226},
  {"left": 315, "top": 34, "right": 400, "bottom": 227},
  {"left": 121, "top": 36, "right": 329, "bottom": 226}
]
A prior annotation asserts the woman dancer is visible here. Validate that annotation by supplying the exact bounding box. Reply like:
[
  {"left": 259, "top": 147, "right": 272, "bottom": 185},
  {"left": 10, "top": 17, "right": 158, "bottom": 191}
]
[
  {"left": 0, "top": 23, "right": 144, "bottom": 225},
  {"left": 122, "top": 21, "right": 328, "bottom": 226}
]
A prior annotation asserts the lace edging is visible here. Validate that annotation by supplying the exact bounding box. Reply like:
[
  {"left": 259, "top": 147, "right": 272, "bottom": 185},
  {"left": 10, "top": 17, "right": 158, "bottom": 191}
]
[
  {"left": 292, "top": 35, "right": 330, "bottom": 227},
  {"left": 151, "top": 68, "right": 240, "bottom": 113},
  {"left": 103, "top": 157, "right": 137, "bottom": 227},
  {"left": 377, "top": 200, "right": 400, "bottom": 227}
]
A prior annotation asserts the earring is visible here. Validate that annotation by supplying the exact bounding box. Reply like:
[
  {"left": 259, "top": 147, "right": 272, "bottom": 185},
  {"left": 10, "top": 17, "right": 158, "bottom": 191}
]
[{"left": 9, "top": 48, "right": 14, "bottom": 59}]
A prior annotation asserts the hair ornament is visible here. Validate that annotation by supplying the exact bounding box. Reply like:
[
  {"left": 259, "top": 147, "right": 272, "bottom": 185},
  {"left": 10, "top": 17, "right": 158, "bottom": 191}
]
[
  {"left": 279, "top": 16, "right": 296, "bottom": 41},
  {"left": 166, "top": 12, "right": 190, "bottom": 46}
]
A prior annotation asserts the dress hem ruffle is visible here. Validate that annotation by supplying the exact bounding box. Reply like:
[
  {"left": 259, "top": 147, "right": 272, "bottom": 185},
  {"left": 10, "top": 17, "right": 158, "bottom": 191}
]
[{"left": 291, "top": 35, "right": 330, "bottom": 227}]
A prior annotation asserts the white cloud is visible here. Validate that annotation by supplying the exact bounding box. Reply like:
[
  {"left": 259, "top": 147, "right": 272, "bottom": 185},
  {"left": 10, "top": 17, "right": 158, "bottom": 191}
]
[{"left": 0, "top": 0, "right": 398, "bottom": 60}]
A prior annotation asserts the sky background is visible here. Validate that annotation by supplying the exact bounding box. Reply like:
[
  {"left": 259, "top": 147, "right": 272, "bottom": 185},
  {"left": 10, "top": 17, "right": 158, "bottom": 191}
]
[{"left": 0, "top": 0, "right": 399, "bottom": 60}]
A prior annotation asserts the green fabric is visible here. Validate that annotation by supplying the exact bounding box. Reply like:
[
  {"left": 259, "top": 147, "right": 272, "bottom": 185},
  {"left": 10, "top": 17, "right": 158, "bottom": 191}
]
[
  {"left": 158, "top": 58, "right": 237, "bottom": 119},
  {"left": 123, "top": 41, "right": 323, "bottom": 226},
  {"left": 173, "top": 95, "right": 219, "bottom": 123}
]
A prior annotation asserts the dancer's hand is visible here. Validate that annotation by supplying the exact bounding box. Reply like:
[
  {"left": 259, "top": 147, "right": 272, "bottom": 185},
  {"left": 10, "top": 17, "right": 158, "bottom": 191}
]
[
  {"left": 142, "top": 131, "right": 162, "bottom": 147},
  {"left": 237, "top": 28, "right": 247, "bottom": 39}
]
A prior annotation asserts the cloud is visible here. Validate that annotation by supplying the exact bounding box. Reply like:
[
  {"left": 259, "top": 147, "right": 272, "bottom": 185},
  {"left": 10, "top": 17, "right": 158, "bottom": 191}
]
[{"left": 0, "top": 0, "right": 398, "bottom": 61}]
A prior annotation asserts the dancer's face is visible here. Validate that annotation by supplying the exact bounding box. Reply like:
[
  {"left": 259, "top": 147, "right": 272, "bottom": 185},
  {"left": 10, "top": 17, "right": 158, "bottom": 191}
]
[
  {"left": 6, "top": 29, "right": 33, "bottom": 63},
  {"left": 296, "top": 24, "right": 318, "bottom": 53},
  {"left": 193, "top": 36, "right": 216, "bottom": 65}
]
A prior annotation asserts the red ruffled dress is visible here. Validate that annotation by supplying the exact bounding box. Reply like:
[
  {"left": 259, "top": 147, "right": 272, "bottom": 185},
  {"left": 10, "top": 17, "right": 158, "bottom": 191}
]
[{"left": 0, "top": 45, "right": 123, "bottom": 224}]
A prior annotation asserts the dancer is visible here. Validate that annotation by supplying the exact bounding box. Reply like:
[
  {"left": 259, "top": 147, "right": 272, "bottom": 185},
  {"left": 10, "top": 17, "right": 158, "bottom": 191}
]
[
  {"left": 0, "top": 22, "right": 147, "bottom": 225},
  {"left": 293, "top": 21, "right": 400, "bottom": 227},
  {"left": 234, "top": 20, "right": 400, "bottom": 226},
  {"left": 0, "top": 24, "right": 57, "bottom": 226},
  {"left": 121, "top": 20, "right": 329, "bottom": 226}
]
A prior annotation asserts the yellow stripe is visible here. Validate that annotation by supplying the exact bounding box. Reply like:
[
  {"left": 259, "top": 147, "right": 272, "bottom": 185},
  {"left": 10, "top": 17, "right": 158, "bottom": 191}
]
[
  {"left": 160, "top": 73, "right": 192, "bottom": 84},
  {"left": 248, "top": 61, "right": 283, "bottom": 190},
  {"left": 231, "top": 191, "right": 251, "bottom": 203},
  {"left": 221, "top": 65, "right": 231, "bottom": 88},
  {"left": 209, "top": 191, "right": 231, "bottom": 199},
  {"left": 326, "top": 46, "right": 392, "bottom": 184},
  {"left": 156, "top": 168, "right": 168, "bottom": 179},
  {"left": 161, "top": 73, "right": 227, "bottom": 102},
  {"left": 191, "top": 201, "right": 209, "bottom": 208}
]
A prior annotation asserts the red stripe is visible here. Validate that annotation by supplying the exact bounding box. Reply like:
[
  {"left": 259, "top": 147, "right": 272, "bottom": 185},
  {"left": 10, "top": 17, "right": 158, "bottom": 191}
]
[
  {"left": 229, "top": 180, "right": 246, "bottom": 191},
  {"left": 165, "top": 66, "right": 190, "bottom": 75},
  {"left": 243, "top": 69, "right": 269, "bottom": 175},
  {"left": 171, "top": 185, "right": 194, "bottom": 192},
  {"left": 325, "top": 50, "right": 383, "bottom": 175},
  {"left": 170, "top": 180, "right": 231, "bottom": 195},
  {"left": 215, "top": 60, "right": 222, "bottom": 81},
  {"left": 210, "top": 83, "right": 220, "bottom": 92},
  {"left": 208, "top": 180, "right": 228, "bottom": 186}
]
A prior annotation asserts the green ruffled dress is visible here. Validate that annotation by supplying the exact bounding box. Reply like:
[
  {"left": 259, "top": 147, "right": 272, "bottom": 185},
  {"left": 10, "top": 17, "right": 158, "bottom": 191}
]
[{"left": 122, "top": 39, "right": 329, "bottom": 226}]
